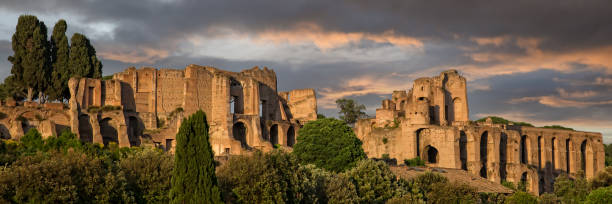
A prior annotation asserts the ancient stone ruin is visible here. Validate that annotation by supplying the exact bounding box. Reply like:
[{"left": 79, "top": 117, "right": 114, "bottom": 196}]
[
  {"left": 355, "top": 70, "right": 606, "bottom": 195},
  {"left": 0, "top": 64, "right": 317, "bottom": 156}
]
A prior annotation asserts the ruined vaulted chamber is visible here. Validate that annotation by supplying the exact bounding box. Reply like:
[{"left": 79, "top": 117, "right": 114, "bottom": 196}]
[
  {"left": 68, "top": 64, "right": 317, "bottom": 155},
  {"left": 355, "top": 69, "right": 606, "bottom": 195}
]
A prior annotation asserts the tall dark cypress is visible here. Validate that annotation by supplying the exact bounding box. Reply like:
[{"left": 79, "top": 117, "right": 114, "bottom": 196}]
[
  {"left": 8, "top": 15, "right": 50, "bottom": 101},
  {"left": 169, "top": 110, "right": 222, "bottom": 204},
  {"left": 48, "top": 19, "right": 70, "bottom": 101},
  {"left": 68, "top": 33, "right": 102, "bottom": 79}
]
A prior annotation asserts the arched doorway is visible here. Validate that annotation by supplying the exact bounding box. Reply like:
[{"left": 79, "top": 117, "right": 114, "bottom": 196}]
[
  {"left": 538, "top": 136, "right": 543, "bottom": 169},
  {"left": 460, "top": 131, "right": 468, "bottom": 170},
  {"left": 552, "top": 137, "right": 557, "bottom": 170},
  {"left": 270, "top": 124, "right": 278, "bottom": 146},
  {"left": 100, "top": 118, "right": 118, "bottom": 146},
  {"left": 500, "top": 132, "right": 508, "bottom": 180},
  {"left": 580, "top": 140, "right": 587, "bottom": 172},
  {"left": 521, "top": 135, "right": 528, "bottom": 164},
  {"left": 233, "top": 122, "right": 247, "bottom": 148},
  {"left": 287, "top": 126, "right": 295, "bottom": 147},
  {"left": 480, "top": 131, "right": 488, "bottom": 178},
  {"left": 416, "top": 128, "right": 428, "bottom": 157},
  {"left": 128, "top": 116, "right": 140, "bottom": 146},
  {"left": 521, "top": 172, "right": 530, "bottom": 191},
  {"left": 424, "top": 145, "right": 438, "bottom": 163},
  {"left": 230, "top": 79, "right": 244, "bottom": 114}
]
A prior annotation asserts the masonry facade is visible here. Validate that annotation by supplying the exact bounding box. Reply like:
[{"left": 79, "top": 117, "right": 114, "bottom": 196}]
[
  {"left": 355, "top": 70, "right": 606, "bottom": 195},
  {"left": 65, "top": 64, "right": 317, "bottom": 155}
]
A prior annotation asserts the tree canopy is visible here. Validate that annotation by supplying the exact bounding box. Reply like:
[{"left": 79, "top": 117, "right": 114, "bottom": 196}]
[
  {"left": 48, "top": 19, "right": 71, "bottom": 101},
  {"left": 169, "top": 110, "right": 222, "bottom": 204},
  {"left": 69, "top": 33, "right": 102, "bottom": 79},
  {"left": 293, "top": 118, "right": 366, "bottom": 172},
  {"left": 336, "top": 98, "right": 367, "bottom": 124}
]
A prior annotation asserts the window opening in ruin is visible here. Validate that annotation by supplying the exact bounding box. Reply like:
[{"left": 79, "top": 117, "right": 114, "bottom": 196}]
[
  {"left": 259, "top": 100, "right": 266, "bottom": 118},
  {"left": 520, "top": 135, "right": 528, "bottom": 164},
  {"left": 421, "top": 86, "right": 424, "bottom": 91},
  {"left": 480, "top": 131, "right": 488, "bottom": 178},
  {"left": 233, "top": 122, "right": 248, "bottom": 148},
  {"left": 580, "top": 140, "right": 587, "bottom": 171},
  {"left": 539, "top": 177, "right": 545, "bottom": 194},
  {"left": 521, "top": 172, "right": 529, "bottom": 190},
  {"left": 287, "top": 126, "right": 295, "bottom": 147},
  {"left": 538, "top": 136, "right": 542, "bottom": 169},
  {"left": 566, "top": 139, "right": 571, "bottom": 173},
  {"left": 418, "top": 97, "right": 426, "bottom": 101},
  {"left": 230, "top": 96, "right": 236, "bottom": 114},
  {"left": 225, "top": 148, "right": 230, "bottom": 155},
  {"left": 166, "top": 139, "right": 173, "bottom": 151},
  {"left": 424, "top": 145, "right": 438, "bottom": 163},
  {"left": 270, "top": 124, "right": 278, "bottom": 146},
  {"left": 128, "top": 117, "right": 140, "bottom": 146},
  {"left": 460, "top": 131, "right": 468, "bottom": 170},
  {"left": 79, "top": 114, "right": 93, "bottom": 142},
  {"left": 444, "top": 105, "right": 449, "bottom": 121},
  {"left": 230, "top": 79, "right": 243, "bottom": 114},
  {"left": 453, "top": 98, "right": 462, "bottom": 122},
  {"left": 88, "top": 87, "right": 94, "bottom": 106},
  {"left": 500, "top": 132, "right": 508, "bottom": 180},
  {"left": 552, "top": 138, "right": 556, "bottom": 170}
]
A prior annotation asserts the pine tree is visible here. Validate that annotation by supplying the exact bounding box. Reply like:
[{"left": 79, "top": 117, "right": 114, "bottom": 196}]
[
  {"left": 7, "top": 15, "right": 50, "bottom": 101},
  {"left": 169, "top": 110, "right": 222, "bottom": 204},
  {"left": 48, "top": 19, "right": 70, "bottom": 101},
  {"left": 69, "top": 33, "right": 102, "bottom": 79}
]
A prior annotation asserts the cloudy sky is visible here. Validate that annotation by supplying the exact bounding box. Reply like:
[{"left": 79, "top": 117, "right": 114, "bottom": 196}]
[{"left": 1, "top": 0, "right": 611, "bottom": 143}]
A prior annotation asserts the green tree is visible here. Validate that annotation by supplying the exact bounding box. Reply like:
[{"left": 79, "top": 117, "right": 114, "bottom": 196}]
[
  {"left": 335, "top": 98, "right": 367, "bottom": 124},
  {"left": 7, "top": 15, "right": 50, "bottom": 101},
  {"left": 605, "top": 143, "right": 611, "bottom": 166},
  {"left": 48, "top": 19, "right": 71, "bottom": 101},
  {"left": 585, "top": 186, "right": 612, "bottom": 204},
  {"left": 293, "top": 118, "right": 366, "bottom": 172},
  {"left": 343, "top": 159, "right": 403, "bottom": 203},
  {"left": 119, "top": 148, "right": 173, "bottom": 203},
  {"left": 426, "top": 182, "right": 479, "bottom": 203},
  {"left": 554, "top": 173, "right": 589, "bottom": 204},
  {"left": 505, "top": 191, "right": 538, "bottom": 204},
  {"left": 169, "top": 110, "right": 222, "bottom": 204},
  {"left": 69, "top": 33, "right": 102, "bottom": 79}
]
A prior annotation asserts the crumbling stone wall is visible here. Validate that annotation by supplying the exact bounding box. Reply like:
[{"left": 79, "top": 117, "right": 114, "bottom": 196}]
[
  {"left": 67, "top": 64, "right": 316, "bottom": 156},
  {"left": 356, "top": 70, "right": 605, "bottom": 195}
]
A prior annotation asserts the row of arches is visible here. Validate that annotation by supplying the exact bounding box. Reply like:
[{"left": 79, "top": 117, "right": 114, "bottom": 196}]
[
  {"left": 232, "top": 122, "right": 296, "bottom": 148},
  {"left": 457, "top": 130, "right": 595, "bottom": 180}
]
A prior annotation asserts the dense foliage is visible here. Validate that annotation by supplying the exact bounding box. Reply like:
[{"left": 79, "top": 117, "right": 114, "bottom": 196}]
[
  {"left": 335, "top": 98, "right": 367, "bottom": 124},
  {"left": 169, "top": 110, "right": 222, "bottom": 203},
  {"left": 475, "top": 116, "right": 534, "bottom": 127},
  {"left": 605, "top": 143, "right": 612, "bottom": 166},
  {"left": 293, "top": 118, "right": 366, "bottom": 172},
  {"left": 2, "top": 15, "right": 102, "bottom": 102}
]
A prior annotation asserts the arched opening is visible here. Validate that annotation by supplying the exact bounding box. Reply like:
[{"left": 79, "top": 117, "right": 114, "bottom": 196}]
[
  {"left": 416, "top": 128, "right": 428, "bottom": 157},
  {"left": 128, "top": 116, "right": 140, "bottom": 146},
  {"left": 480, "top": 131, "right": 488, "bottom": 178},
  {"left": 500, "top": 132, "right": 508, "bottom": 180},
  {"left": 538, "top": 136, "right": 543, "bottom": 168},
  {"left": 521, "top": 172, "right": 529, "bottom": 191},
  {"left": 287, "top": 126, "right": 295, "bottom": 147},
  {"left": 539, "top": 176, "right": 545, "bottom": 194},
  {"left": 78, "top": 114, "right": 93, "bottom": 142},
  {"left": 229, "top": 79, "right": 244, "bottom": 114},
  {"left": 520, "top": 135, "right": 528, "bottom": 164},
  {"left": 233, "top": 122, "right": 247, "bottom": 148},
  {"left": 100, "top": 118, "right": 118, "bottom": 146},
  {"left": 580, "top": 140, "right": 587, "bottom": 172},
  {"left": 398, "top": 100, "right": 405, "bottom": 111},
  {"left": 269, "top": 124, "right": 278, "bottom": 146},
  {"left": 460, "top": 131, "right": 468, "bottom": 170},
  {"left": 453, "top": 97, "right": 463, "bottom": 122},
  {"left": 552, "top": 137, "right": 556, "bottom": 170},
  {"left": 566, "top": 139, "right": 571, "bottom": 173},
  {"left": 424, "top": 145, "right": 438, "bottom": 163}
]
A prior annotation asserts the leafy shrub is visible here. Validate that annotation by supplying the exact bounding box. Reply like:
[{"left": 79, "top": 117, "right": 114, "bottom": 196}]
[
  {"left": 554, "top": 173, "right": 589, "bottom": 204},
  {"left": 539, "top": 193, "right": 559, "bottom": 204},
  {"left": 505, "top": 191, "right": 537, "bottom": 204},
  {"left": 293, "top": 118, "right": 366, "bottom": 172},
  {"left": 20, "top": 128, "right": 44, "bottom": 154},
  {"left": 119, "top": 148, "right": 173, "bottom": 203},
  {"left": 590, "top": 166, "right": 612, "bottom": 189},
  {"left": 0, "top": 151, "right": 134, "bottom": 203},
  {"left": 585, "top": 186, "right": 612, "bottom": 204},
  {"left": 404, "top": 157, "right": 425, "bottom": 166},
  {"left": 426, "top": 182, "right": 479, "bottom": 203},
  {"left": 217, "top": 150, "right": 314, "bottom": 203},
  {"left": 409, "top": 171, "right": 448, "bottom": 199},
  {"left": 344, "top": 159, "right": 403, "bottom": 203}
]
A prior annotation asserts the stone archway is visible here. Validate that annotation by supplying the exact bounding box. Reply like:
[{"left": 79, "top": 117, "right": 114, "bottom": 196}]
[
  {"left": 580, "top": 139, "right": 594, "bottom": 177},
  {"left": 233, "top": 122, "right": 248, "bottom": 148},
  {"left": 269, "top": 124, "right": 279, "bottom": 146},
  {"left": 416, "top": 128, "right": 428, "bottom": 157},
  {"left": 480, "top": 131, "right": 488, "bottom": 178},
  {"left": 424, "top": 145, "right": 438, "bottom": 163},
  {"left": 566, "top": 139, "right": 572, "bottom": 173},
  {"left": 459, "top": 131, "right": 468, "bottom": 170},
  {"left": 521, "top": 135, "right": 529, "bottom": 164},
  {"left": 100, "top": 118, "right": 118, "bottom": 146},
  {"left": 500, "top": 132, "right": 508, "bottom": 180},
  {"left": 287, "top": 126, "right": 295, "bottom": 147}
]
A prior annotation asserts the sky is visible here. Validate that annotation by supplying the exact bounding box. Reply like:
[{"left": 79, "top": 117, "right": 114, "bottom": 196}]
[{"left": 0, "top": 0, "right": 611, "bottom": 143}]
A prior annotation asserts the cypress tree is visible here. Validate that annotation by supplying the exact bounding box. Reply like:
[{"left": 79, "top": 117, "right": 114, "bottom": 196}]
[
  {"left": 48, "top": 19, "right": 70, "bottom": 101},
  {"left": 8, "top": 15, "right": 50, "bottom": 101},
  {"left": 69, "top": 33, "right": 102, "bottom": 79},
  {"left": 169, "top": 110, "right": 222, "bottom": 204}
]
